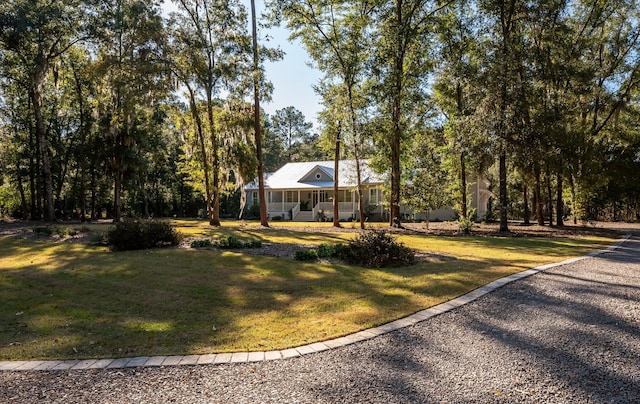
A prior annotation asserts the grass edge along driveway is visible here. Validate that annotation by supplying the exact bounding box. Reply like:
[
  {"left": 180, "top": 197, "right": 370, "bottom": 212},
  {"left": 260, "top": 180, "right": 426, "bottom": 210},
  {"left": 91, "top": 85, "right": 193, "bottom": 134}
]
[{"left": 0, "top": 223, "right": 617, "bottom": 361}]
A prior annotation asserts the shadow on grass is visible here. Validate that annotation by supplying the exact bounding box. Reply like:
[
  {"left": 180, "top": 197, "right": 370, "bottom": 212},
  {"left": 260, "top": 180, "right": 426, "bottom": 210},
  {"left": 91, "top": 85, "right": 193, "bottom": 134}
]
[
  {"left": 0, "top": 231, "right": 616, "bottom": 361},
  {"left": 309, "top": 238, "right": 640, "bottom": 403}
]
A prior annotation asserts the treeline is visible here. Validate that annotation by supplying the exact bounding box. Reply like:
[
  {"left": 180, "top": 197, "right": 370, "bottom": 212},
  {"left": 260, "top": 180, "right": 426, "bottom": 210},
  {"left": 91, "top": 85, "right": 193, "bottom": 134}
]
[{"left": 0, "top": 0, "right": 638, "bottom": 227}]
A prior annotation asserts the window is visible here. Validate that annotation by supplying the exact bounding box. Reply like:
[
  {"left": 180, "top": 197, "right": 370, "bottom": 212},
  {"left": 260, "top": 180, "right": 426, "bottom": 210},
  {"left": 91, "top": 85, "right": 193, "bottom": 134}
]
[
  {"left": 252, "top": 192, "right": 258, "bottom": 205},
  {"left": 268, "top": 191, "right": 273, "bottom": 203},
  {"left": 315, "top": 173, "right": 322, "bottom": 180},
  {"left": 369, "top": 188, "right": 378, "bottom": 204},
  {"left": 286, "top": 191, "right": 298, "bottom": 203},
  {"left": 344, "top": 190, "right": 352, "bottom": 202}
]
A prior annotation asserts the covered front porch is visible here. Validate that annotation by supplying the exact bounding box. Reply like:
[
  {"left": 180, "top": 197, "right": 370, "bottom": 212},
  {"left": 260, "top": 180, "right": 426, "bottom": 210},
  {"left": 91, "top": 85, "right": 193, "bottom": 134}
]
[{"left": 264, "top": 188, "right": 382, "bottom": 222}]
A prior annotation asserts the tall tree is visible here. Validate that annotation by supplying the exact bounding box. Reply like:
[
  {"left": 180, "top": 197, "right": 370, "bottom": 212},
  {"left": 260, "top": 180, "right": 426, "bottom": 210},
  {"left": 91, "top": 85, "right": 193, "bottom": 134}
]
[
  {"left": 250, "top": 0, "right": 269, "bottom": 227},
  {"left": 566, "top": 0, "right": 640, "bottom": 223},
  {"left": 93, "top": 0, "right": 168, "bottom": 222},
  {"left": 433, "top": 1, "right": 491, "bottom": 220},
  {"left": 169, "top": 0, "right": 250, "bottom": 226},
  {"left": 475, "top": 0, "right": 530, "bottom": 232},
  {"left": 0, "top": 0, "right": 90, "bottom": 220},
  {"left": 270, "top": 106, "right": 313, "bottom": 161},
  {"left": 272, "top": 0, "right": 375, "bottom": 229},
  {"left": 371, "top": 0, "right": 451, "bottom": 227}
]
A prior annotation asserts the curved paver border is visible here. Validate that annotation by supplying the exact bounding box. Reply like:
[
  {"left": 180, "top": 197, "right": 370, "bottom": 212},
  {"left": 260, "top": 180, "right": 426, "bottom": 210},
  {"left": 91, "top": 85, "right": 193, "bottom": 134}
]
[{"left": 0, "top": 234, "right": 631, "bottom": 372}]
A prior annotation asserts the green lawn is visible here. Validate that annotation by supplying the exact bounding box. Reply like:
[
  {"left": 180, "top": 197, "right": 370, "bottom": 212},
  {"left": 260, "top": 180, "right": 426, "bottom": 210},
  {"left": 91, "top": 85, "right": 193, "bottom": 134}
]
[{"left": 0, "top": 220, "right": 617, "bottom": 360}]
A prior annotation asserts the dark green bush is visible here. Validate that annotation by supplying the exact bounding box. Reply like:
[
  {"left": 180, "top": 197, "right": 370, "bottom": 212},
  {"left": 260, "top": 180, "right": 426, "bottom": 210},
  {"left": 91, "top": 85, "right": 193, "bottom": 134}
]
[
  {"left": 32, "top": 226, "right": 78, "bottom": 237},
  {"left": 215, "top": 235, "right": 245, "bottom": 249},
  {"left": 317, "top": 243, "right": 344, "bottom": 258},
  {"left": 32, "top": 226, "right": 54, "bottom": 236},
  {"left": 90, "top": 232, "right": 109, "bottom": 246},
  {"left": 340, "top": 230, "right": 414, "bottom": 268},
  {"left": 244, "top": 239, "right": 263, "bottom": 249},
  {"left": 107, "top": 219, "right": 183, "bottom": 251},
  {"left": 190, "top": 238, "right": 214, "bottom": 248},
  {"left": 295, "top": 249, "right": 318, "bottom": 261}
]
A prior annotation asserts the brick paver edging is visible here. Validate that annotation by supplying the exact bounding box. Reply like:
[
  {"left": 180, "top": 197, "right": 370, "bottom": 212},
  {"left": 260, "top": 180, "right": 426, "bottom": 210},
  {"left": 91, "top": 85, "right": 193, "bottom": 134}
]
[{"left": 0, "top": 235, "right": 630, "bottom": 372}]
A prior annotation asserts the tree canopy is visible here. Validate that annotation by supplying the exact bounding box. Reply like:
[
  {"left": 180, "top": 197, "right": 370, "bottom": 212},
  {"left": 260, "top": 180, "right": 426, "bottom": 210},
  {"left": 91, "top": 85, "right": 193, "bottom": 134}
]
[{"left": 0, "top": 0, "right": 638, "bottom": 225}]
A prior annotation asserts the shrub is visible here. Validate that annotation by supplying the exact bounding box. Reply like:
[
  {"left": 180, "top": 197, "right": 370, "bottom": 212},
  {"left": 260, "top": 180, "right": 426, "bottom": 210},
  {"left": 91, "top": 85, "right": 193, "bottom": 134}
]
[
  {"left": 51, "top": 227, "right": 78, "bottom": 237},
  {"left": 317, "top": 243, "right": 344, "bottom": 258},
  {"left": 458, "top": 216, "right": 474, "bottom": 234},
  {"left": 295, "top": 249, "right": 319, "bottom": 261},
  {"left": 458, "top": 209, "right": 475, "bottom": 234},
  {"left": 90, "top": 232, "right": 109, "bottom": 246},
  {"left": 244, "top": 239, "right": 263, "bottom": 249},
  {"left": 340, "top": 230, "right": 414, "bottom": 268},
  {"left": 32, "top": 226, "right": 54, "bottom": 236},
  {"left": 190, "top": 238, "right": 214, "bottom": 248},
  {"left": 316, "top": 209, "right": 328, "bottom": 222},
  {"left": 107, "top": 219, "right": 183, "bottom": 251},
  {"left": 32, "top": 226, "right": 78, "bottom": 237},
  {"left": 215, "top": 235, "right": 245, "bottom": 249}
]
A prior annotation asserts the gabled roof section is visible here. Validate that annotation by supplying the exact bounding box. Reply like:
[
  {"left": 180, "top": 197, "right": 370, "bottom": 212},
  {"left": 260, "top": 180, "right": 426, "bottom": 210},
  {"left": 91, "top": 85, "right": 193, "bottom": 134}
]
[
  {"left": 299, "top": 164, "right": 334, "bottom": 183},
  {"left": 246, "top": 160, "right": 385, "bottom": 190}
]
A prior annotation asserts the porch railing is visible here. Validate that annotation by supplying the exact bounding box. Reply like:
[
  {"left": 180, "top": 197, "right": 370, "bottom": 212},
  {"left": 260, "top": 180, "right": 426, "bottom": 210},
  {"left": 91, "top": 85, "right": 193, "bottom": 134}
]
[
  {"left": 317, "top": 202, "right": 355, "bottom": 213},
  {"left": 291, "top": 202, "right": 300, "bottom": 220},
  {"left": 266, "top": 203, "right": 298, "bottom": 219}
]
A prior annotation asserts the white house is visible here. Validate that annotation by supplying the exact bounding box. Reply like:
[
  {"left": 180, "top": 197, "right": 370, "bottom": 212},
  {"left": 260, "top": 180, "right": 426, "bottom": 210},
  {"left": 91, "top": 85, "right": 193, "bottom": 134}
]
[{"left": 245, "top": 160, "right": 491, "bottom": 222}]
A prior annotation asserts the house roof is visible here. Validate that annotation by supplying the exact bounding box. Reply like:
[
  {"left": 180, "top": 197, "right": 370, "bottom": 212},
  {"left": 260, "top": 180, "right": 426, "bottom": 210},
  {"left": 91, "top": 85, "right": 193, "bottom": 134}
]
[{"left": 246, "top": 160, "right": 385, "bottom": 190}]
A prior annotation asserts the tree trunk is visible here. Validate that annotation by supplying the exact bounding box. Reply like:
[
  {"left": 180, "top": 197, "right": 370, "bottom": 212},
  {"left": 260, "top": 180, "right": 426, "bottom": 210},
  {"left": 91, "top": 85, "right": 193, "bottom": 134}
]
[
  {"left": 15, "top": 160, "right": 28, "bottom": 220},
  {"left": 534, "top": 162, "right": 544, "bottom": 225},
  {"left": 80, "top": 163, "right": 87, "bottom": 222},
  {"left": 389, "top": 5, "right": 403, "bottom": 228},
  {"left": 546, "top": 162, "right": 553, "bottom": 226},
  {"left": 29, "top": 151, "right": 37, "bottom": 219},
  {"left": 355, "top": 159, "right": 365, "bottom": 230},
  {"left": 206, "top": 95, "right": 221, "bottom": 227},
  {"left": 499, "top": 147, "right": 509, "bottom": 232},
  {"left": 333, "top": 122, "right": 341, "bottom": 228},
  {"left": 113, "top": 171, "right": 122, "bottom": 222},
  {"left": 460, "top": 152, "right": 467, "bottom": 219},
  {"left": 187, "top": 86, "right": 213, "bottom": 225},
  {"left": 27, "top": 100, "right": 38, "bottom": 219},
  {"left": 556, "top": 171, "right": 563, "bottom": 227},
  {"left": 90, "top": 160, "right": 97, "bottom": 221},
  {"left": 523, "top": 182, "right": 530, "bottom": 225},
  {"left": 569, "top": 174, "right": 578, "bottom": 224},
  {"left": 30, "top": 71, "right": 55, "bottom": 221},
  {"left": 456, "top": 81, "right": 467, "bottom": 220},
  {"left": 251, "top": 0, "right": 268, "bottom": 227},
  {"left": 345, "top": 86, "right": 365, "bottom": 230},
  {"left": 141, "top": 178, "right": 150, "bottom": 219}
]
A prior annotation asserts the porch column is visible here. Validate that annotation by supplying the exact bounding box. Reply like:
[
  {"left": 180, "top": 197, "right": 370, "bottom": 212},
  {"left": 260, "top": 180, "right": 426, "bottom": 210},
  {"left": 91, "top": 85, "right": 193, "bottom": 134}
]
[{"left": 352, "top": 191, "right": 355, "bottom": 218}]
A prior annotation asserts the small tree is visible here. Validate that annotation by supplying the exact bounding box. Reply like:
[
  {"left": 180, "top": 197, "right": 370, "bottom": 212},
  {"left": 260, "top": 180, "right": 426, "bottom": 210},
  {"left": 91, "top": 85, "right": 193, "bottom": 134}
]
[
  {"left": 403, "top": 166, "right": 451, "bottom": 230},
  {"left": 403, "top": 130, "right": 452, "bottom": 229}
]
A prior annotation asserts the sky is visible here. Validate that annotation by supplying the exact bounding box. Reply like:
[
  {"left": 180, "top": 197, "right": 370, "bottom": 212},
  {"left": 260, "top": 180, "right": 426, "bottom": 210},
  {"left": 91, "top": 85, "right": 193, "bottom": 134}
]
[{"left": 162, "top": 0, "right": 323, "bottom": 131}]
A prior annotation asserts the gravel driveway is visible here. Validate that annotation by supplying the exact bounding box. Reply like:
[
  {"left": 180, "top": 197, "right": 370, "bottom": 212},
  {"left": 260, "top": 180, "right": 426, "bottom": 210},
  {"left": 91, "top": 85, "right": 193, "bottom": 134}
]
[{"left": 2, "top": 237, "right": 639, "bottom": 403}]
